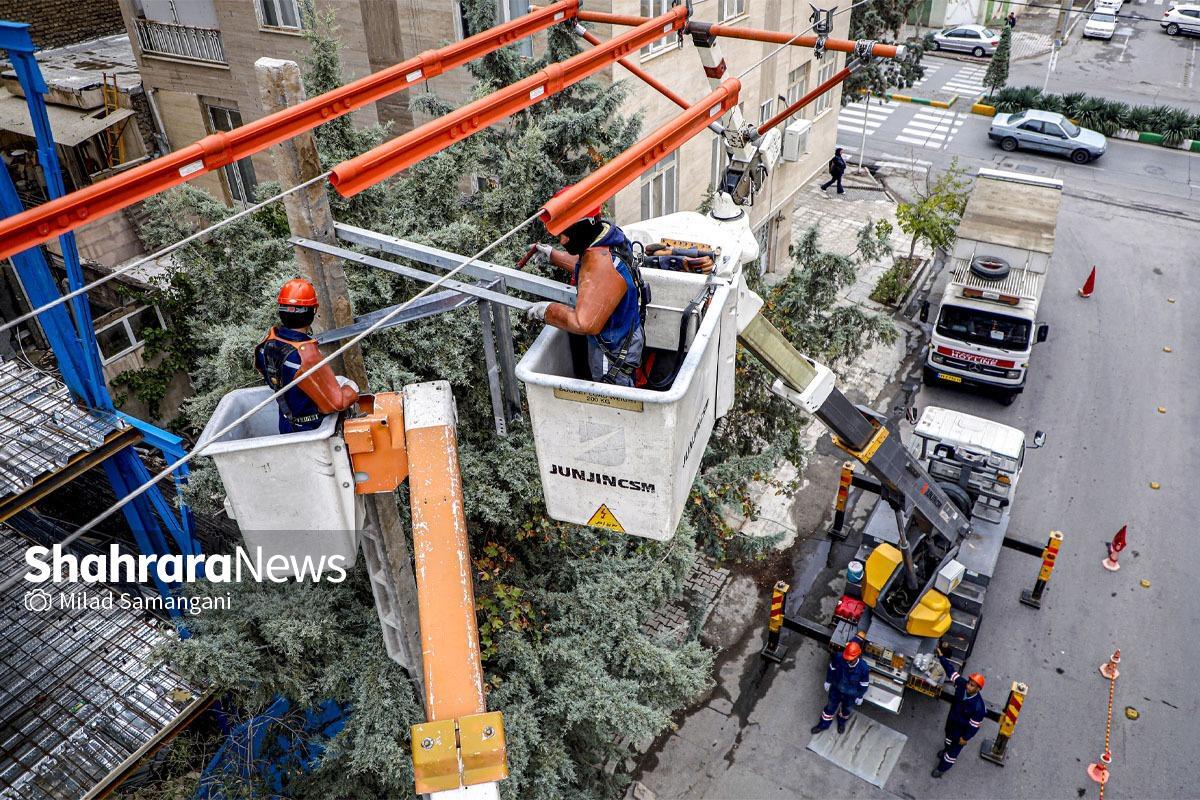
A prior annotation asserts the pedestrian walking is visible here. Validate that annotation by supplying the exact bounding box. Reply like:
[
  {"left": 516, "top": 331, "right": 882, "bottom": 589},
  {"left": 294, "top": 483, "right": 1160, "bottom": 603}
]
[
  {"left": 1006, "top": 11, "right": 1017, "bottom": 27},
  {"left": 931, "top": 647, "right": 988, "bottom": 778},
  {"left": 820, "top": 147, "right": 846, "bottom": 194},
  {"left": 810, "top": 633, "right": 871, "bottom": 735}
]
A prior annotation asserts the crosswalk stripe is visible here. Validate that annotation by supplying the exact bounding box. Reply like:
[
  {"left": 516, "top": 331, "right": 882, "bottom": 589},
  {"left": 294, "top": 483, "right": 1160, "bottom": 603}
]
[{"left": 895, "top": 135, "right": 936, "bottom": 146}]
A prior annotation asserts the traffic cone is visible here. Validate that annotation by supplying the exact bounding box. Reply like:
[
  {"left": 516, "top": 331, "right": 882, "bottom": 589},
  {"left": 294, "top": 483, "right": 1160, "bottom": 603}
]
[
  {"left": 1102, "top": 525, "right": 1126, "bottom": 571},
  {"left": 1087, "top": 751, "right": 1112, "bottom": 784},
  {"left": 1078, "top": 267, "right": 1096, "bottom": 298},
  {"left": 1099, "top": 649, "right": 1121, "bottom": 680}
]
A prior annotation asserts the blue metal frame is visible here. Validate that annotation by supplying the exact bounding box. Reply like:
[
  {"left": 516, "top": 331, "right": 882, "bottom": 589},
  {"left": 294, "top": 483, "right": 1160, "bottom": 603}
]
[{"left": 0, "top": 21, "right": 197, "bottom": 617}]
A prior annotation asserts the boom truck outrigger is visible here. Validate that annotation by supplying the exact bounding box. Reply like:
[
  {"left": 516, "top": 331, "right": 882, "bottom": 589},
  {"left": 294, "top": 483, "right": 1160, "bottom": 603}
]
[{"left": 1, "top": 3, "right": 1039, "bottom": 797}]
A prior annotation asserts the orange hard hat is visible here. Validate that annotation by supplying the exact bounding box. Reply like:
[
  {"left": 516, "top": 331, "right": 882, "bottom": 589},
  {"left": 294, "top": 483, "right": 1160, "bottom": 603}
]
[
  {"left": 278, "top": 278, "right": 319, "bottom": 309},
  {"left": 843, "top": 641, "right": 862, "bottom": 660},
  {"left": 968, "top": 672, "right": 986, "bottom": 689},
  {"left": 551, "top": 186, "right": 602, "bottom": 221}
]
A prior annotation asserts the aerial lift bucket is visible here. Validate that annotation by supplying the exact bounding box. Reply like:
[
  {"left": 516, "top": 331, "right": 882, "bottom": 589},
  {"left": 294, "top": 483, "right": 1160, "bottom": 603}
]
[
  {"left": 517, "top": 269, "right": 734, "bottom": 541},
  {"left": 196, "top": 382, "right": 362, "bottom": 573}
]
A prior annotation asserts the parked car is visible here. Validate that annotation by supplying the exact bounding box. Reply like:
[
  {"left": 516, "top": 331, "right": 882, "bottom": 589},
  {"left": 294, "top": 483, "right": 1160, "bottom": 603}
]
[
  {"left": 1084, "top": 11, "right": 1119, "bottom": 38},
  {"left": 928, "top": 24, "right": 1001, "bottom": 56},
  {"left": 988, "top": 109, "right": 1108, "bottom": 163},
  {"left": 1161, "top": 4, "right": 1200, "bottom": 34},
  {"left": 1094, "top": 0, "right": 1122, "bottom": 11}
]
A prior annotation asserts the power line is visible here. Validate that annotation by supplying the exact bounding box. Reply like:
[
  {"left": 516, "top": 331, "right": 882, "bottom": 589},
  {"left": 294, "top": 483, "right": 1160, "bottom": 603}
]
[
  {"left": 0, "top": 173, "right": 331, "bottom": 339},
  {"left": 736, "top": 0, "right": 876, "bottom": 80},
  {"left": 0, "top": 208, "right": 543, "bottom": 595}
]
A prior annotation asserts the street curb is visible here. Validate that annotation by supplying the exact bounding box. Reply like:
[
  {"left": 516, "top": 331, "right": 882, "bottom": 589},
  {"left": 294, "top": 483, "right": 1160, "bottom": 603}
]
[{"left": 884, "top": 92, "right": 959, "bottom": 109}]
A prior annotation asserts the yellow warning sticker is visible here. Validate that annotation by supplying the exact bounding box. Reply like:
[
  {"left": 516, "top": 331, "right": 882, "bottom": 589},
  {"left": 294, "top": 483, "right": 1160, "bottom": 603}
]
[{"left": 587, "top": 504, "right": 625, "bottom": 533}]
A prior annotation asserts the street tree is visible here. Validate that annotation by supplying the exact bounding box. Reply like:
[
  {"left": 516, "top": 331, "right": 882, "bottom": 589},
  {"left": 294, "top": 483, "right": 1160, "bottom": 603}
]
[
  {"left": 843, "top": 0, "right": 927, "bottom": 103},
  {"left": 895, "top": 161, "right": 971, "bottom": 265},
  {"left": 984, "top": 26, "right": 1012, "bottom": 100}
]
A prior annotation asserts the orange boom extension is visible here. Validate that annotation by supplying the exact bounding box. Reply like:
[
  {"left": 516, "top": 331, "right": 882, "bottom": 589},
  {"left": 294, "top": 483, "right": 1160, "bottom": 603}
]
[
  {"left": 0, "top": 0, "right": 583, "bottom": 260},
  {"left": 540, "top": 79, "right": 741, "bottom": 234},
  {"left": 575, "top": 9, "right": 901, "bottom": 60},
  {"left": 330, "top": 4, "right": 690, "bottom": 197}
]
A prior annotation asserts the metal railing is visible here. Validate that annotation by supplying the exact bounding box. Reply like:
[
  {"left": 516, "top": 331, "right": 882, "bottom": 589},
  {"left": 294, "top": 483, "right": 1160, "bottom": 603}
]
[{"left": 134, "top": 18, "right": 226, "bottom": 65}]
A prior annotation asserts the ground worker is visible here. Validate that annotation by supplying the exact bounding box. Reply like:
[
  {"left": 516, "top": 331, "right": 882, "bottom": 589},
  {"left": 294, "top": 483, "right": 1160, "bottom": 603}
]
[
  {"left": 254, "top": 278, "right": 359, "bottom": 434},
  {"left": 932, "top": 647, "right": 987, "bottom": 778},
  {"left": 810, "top": 632, "right": 871, "bottom": 735},
  {"left": 526, "top": 199, "right": 645, "bottom": 387}
]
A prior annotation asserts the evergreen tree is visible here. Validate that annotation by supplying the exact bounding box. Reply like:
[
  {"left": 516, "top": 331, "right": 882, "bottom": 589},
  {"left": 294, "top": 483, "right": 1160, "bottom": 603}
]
[
  {"left": 843, "top": 0, "right": 928, "bottom": 104},
  {"left": 984, "top": 26, "right": 1012, "bottom": 100}
]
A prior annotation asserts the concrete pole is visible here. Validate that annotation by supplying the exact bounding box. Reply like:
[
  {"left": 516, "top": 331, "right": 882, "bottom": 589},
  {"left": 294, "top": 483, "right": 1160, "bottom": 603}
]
[
  {"left": 253, "top": 56, "right": 366, "bottom": 386},
  {"left": 254, "top": 58, "right": 425, "bottom": 705}
]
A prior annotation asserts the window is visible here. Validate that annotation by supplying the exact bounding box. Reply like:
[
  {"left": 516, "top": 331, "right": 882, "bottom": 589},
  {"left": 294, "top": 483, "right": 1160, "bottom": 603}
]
[
  {"left": 1043, "top": 123, "right": 1066, "bottom": 138},
  {"left": 758, "top": 99, "right": 774, "bottom": 126},
  {"left": 455, "top": 2, "right": 533, "bottom": 56},
  {"left": 1018, "top": 121, "right": 1043, "bottom": 133},
  {"left": 718, "top": 0, "right": 747, "bottom": 22},
  {"left": 813, "top": 58, "right": 839, "bottom": 115},
  {"left": 205, "top": 104, "right": 258, "bottom": 204},
  {"left": 935, "top": 305, "right": 1031, "bottom": 349},
  {"left": 641, "top": 0, "right": 679, "bottom": 55},
  {"left": 640, "top": 150, "right": 677, "bottom": 218},
  {"left": 753, "top": 221, "right": 773, "bottom": 275},
  {"left": 96, "top": 306, "right": 166, "bottom": 364},
  {"left": 710, "top": 136, "right": 728, "bottom": 191},
  {"left": 786, "top": 64, "right": 810, "bottom": 105},
  {"left": 257, "top": 0, "right": 303, "bottom": 29}
]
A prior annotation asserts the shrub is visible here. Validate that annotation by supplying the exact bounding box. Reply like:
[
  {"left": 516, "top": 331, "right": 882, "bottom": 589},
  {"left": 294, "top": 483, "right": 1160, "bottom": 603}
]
[
  {"left": 991, "top": 85, "right": 1041, "bottom": 113},
  {"left": 870, "top": 257, "right": 920, "bottom": 306},
  {"left": 1100, "top": 101, "right": 1130, "bottom": 135},
  {"left": 1060, "top": 91, "right": 1088, "bottom": 120},
  {"left": 1156, "top": 106, "right": 1198, "bottom": 145},
  {"left": 1123, "top": 104, "right": 1156, "bottom": 133},
  {"left": 1073, "top": 95, "right": 1109, "bottom": 132}
]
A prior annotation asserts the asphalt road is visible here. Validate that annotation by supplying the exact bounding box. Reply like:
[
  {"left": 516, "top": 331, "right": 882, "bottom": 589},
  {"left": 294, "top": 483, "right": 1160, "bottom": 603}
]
[
  {"left": 1008, "top": 0, "right": 1200, "bottom": 112},
  {"left": 638, "top": 93, "right": 1200, "bottom": 800}
]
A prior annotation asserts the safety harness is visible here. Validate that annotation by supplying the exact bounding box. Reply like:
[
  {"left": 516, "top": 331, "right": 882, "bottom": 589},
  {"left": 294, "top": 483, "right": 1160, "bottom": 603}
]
[
  {"left": 581, "top": 221, "right": 650, "bottom": 383},
  {"left": 254, "top": 328, "right": 322, "bottom": 428}
]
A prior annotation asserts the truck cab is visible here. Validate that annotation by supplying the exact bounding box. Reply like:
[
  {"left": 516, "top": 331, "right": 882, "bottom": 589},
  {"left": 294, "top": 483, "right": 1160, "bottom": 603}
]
[
  {"left": 922, "top": 170, "right": 1062, "bottom": 405},
  {"left": 833, "top": 407, "right": 1031, "bottom": 713}
]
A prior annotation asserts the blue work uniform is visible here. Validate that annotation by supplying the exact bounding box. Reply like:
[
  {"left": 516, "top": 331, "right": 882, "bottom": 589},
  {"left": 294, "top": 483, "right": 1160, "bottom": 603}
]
[
  {"left": 814, "top": 636, "right": 872, "bottom": 731},
  {"left": 937, "top": 656, "right": 987, "bottom": 772},
  {"left": 254, "top": 326, "right": 324, "bottom": 434},
  {"left": 573, "top": 223, "right": 644, "bottom": 387}
]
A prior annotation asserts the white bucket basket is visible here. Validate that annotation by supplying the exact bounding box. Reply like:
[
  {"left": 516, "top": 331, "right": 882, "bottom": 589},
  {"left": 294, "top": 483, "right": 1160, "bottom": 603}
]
[
  {"left": 517, "top": 270, "right": 735, "bottom": 541},
  {"left": 196, "top": 385, "right": 362, "bottom": 574}
]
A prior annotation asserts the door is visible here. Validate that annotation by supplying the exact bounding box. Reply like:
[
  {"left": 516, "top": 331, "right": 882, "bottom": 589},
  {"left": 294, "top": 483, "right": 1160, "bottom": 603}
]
[
  {"left": 1016, "top": 120, "right": 1049, "bottom": 152},
  {"left": 1181, "top": 8, "right": 1200, "bottom": 32},
  {"left": 1039, "top": 121, "right": 1071, "bottom": 155}
]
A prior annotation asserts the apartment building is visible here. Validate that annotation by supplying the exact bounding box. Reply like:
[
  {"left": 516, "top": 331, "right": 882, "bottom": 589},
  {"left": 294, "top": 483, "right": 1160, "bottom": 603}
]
[
  {"left": 117, "top": 0, "right": 477, "bottom": 205},
  {"left": 119, "top": 0, "right": 846, "bottom": 273}
]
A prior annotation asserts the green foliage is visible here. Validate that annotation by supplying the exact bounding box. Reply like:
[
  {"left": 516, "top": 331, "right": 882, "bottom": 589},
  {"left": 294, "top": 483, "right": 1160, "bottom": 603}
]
[
  {"left": 989, "top": 86, "right": 1200, "bottom": 141},
  {"left": 895, "top": 160, "right": 970, "bottom": 264},
  {"left": 983, "top": 26, "right": 1011, "bottom": 99},
  {"left": 870, "top": 256, "right": 920, "bottom": 306},
  {"left": 694, "top": 220, "right": 895, "bottom": 557},
  {"left": 844, "top": 0, "right": 927, "bottom": 103}
]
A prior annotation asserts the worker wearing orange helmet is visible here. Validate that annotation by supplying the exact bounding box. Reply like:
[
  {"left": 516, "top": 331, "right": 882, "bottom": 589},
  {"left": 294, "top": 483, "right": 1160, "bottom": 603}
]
[
  {"left": 527, "top": 194, "right": 646, "bottom": 387},
  {"left": 253, "top": 278, "right": 359, "bottom": 434},
  {"left": 810, "top": 632, "right": 871, "bottom": 735},
  {"left": 933, "top": 646, "right": 988, "bottom": 778}
]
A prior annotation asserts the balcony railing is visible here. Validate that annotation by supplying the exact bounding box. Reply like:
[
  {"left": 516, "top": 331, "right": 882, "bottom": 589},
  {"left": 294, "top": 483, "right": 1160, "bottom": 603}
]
[{"left": 134, "top": 19, "right": 227, "bottom": 65}]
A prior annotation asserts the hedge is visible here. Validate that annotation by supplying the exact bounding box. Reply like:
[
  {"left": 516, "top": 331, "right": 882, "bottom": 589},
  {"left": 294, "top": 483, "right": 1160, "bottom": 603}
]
[{"left": 989, "top": 86, "right": 1200, "bottom": 145}]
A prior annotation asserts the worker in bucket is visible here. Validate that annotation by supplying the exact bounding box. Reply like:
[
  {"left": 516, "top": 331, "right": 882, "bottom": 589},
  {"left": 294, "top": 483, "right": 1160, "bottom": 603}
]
[
  {"left": 932, "top": 646, "right": 988, "bottom": 778},
  {"left": 254, "top": 278, "right": 359, "bottom": 433},
  {"left": 810, "top": 632, "right": 871, "bottom": 735},
  {"left": 525, "top": 195, "right": 646, "bottom": 387}
]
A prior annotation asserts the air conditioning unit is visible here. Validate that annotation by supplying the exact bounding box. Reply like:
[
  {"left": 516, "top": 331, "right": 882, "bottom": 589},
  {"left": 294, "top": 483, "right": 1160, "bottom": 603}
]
[{"left": 782, "top": 118, "right": 812, "bottom": 162}]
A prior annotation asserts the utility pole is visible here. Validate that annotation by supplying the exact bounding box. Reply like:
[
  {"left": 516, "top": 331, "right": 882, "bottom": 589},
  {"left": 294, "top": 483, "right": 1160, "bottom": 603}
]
[
  {"left": 1044, "top": 0, "right": 1071, "bottom": 93},
  {"left": 255, "top": 57, "right": 426, "bottom": 706}
]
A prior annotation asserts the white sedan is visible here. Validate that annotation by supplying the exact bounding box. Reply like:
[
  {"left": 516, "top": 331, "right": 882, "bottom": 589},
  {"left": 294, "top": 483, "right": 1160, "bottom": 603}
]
[{"left": 1083, "top": 11, "right": 1118, "bottom": 38}]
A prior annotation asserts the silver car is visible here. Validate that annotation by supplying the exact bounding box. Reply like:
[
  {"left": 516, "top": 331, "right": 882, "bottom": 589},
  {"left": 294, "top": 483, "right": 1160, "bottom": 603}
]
[
  {"left": 928, "top": 24, "right": 1001, "bottom": 57},
  {"left": 988, "top": 109, "right": 1107, "bottom": 164}
]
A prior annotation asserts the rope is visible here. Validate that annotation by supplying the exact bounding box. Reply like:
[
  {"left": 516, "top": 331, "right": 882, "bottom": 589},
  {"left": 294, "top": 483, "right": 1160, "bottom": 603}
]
[
  {"left": 0, "top": 208, "right": 543, "bottom": 595},
  {"left": 0, "top": 173, "right": 332, "bottom": 339},
  {"left": 1100, "top": 668, "right": 1115, "bottom": 800}
]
